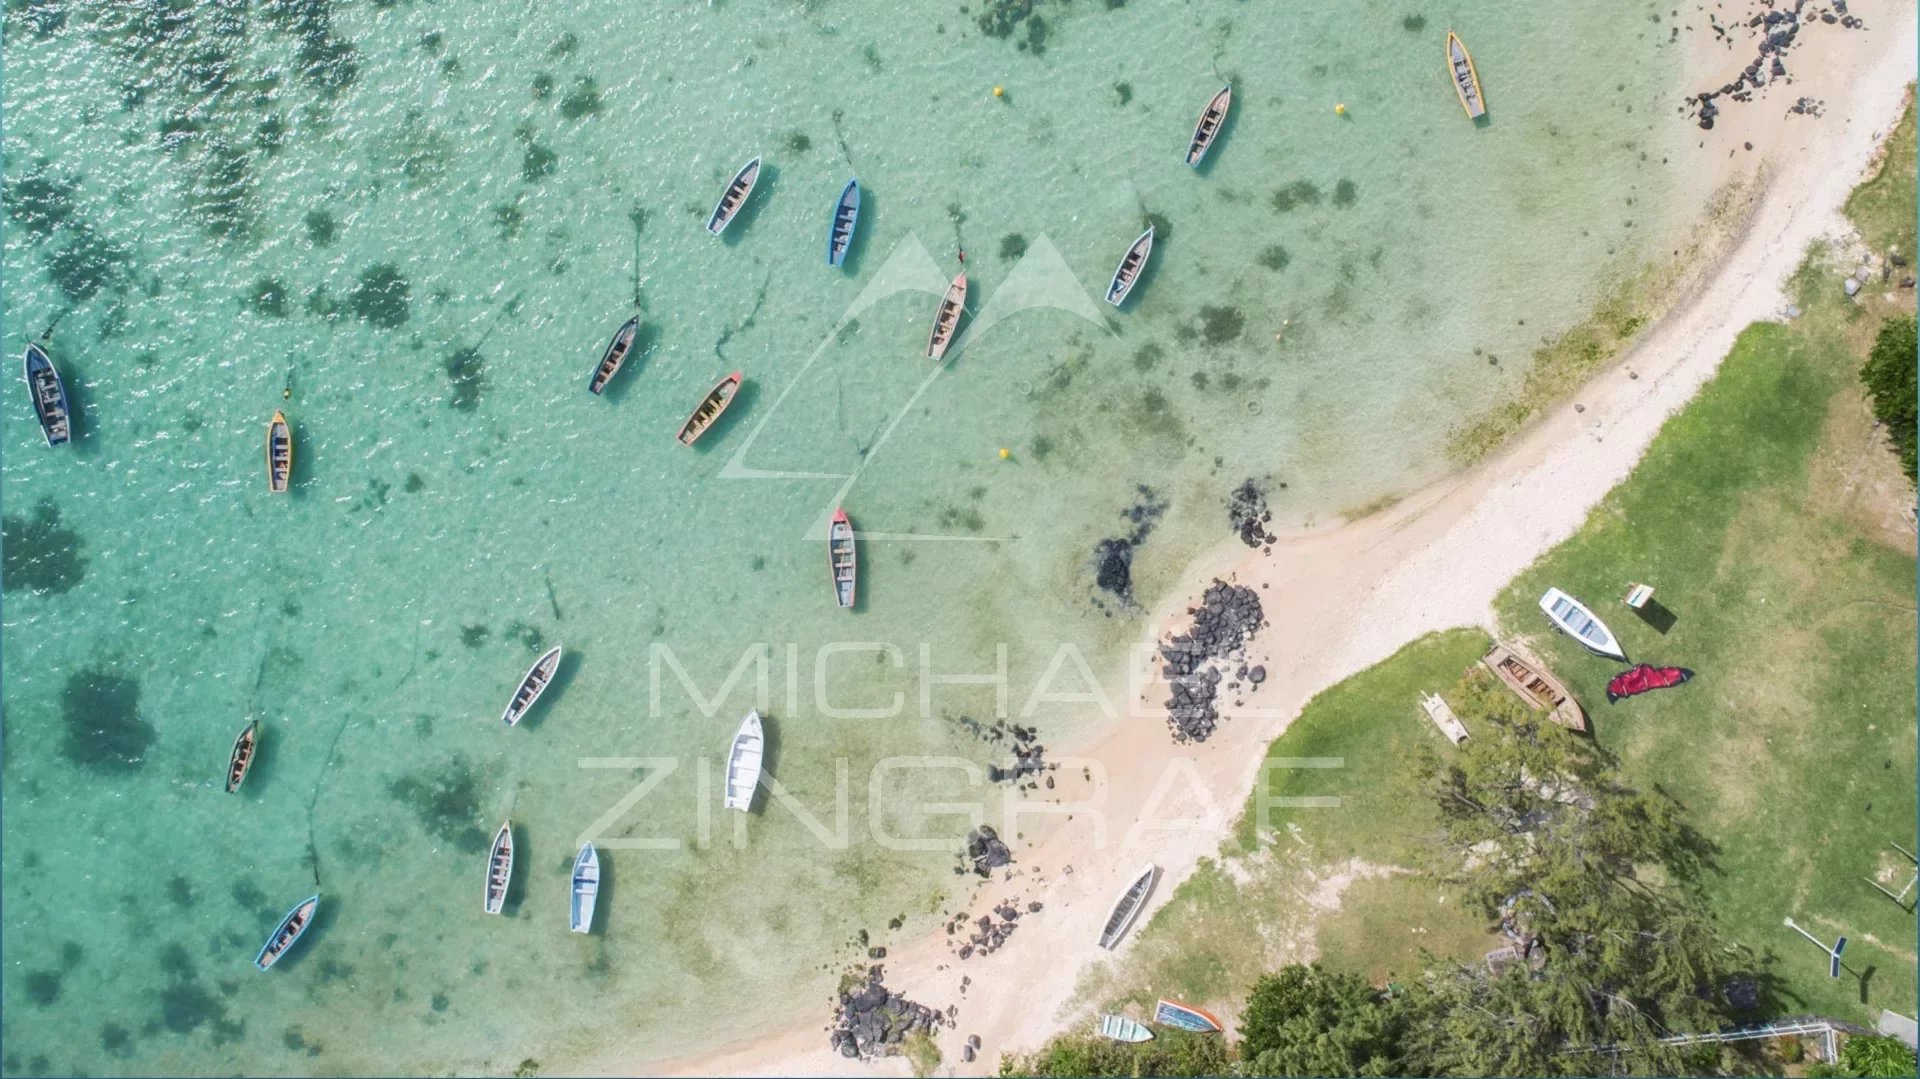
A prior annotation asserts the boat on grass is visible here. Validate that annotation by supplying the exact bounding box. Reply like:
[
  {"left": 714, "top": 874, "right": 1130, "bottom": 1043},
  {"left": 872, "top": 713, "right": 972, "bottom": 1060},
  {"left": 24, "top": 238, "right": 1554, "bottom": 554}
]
[
  {"left": 255, "top": 895, "right": 319, "bottom": 971},
  {"left": 676, "top": 372, "right": 742, "bottom": 446},
  {"left": 501, "top": 645, "right": 562, "bottom": 726},
  {"left": 1106, "top": 226, "right": 1154, "bottom": 307},
  {"left": 1098, "top": 1014, "right": 1154, "bottom": 1043},
  {"left": 266, "top": 411, "right": 292, "bottom": 493},
  {"left": 226, "top": 720, "right": 260, "bottom": 793},
  {"left": 827, "top": 178, "right": 861, "bottom": 267},
  {"left": 1096, "top": 863, "right": 1157, "bottom": 949},
  {"left": 484, "top": 820, "right": 514, "bottom": 914},
  {"left": 588, "top": 316, "right": 640, "bottom": 395},
  {"left": 23, "top": 343, "right": 70, "bottom": 447},
  {"left": 1420, "top": 692, "right": 1469, "bottom": 745},
  {"left": 1447, "top": 32, "right": 1487, "bottom": 119},
  {"left": 1538, "top": 587, "right": 1626, "bottom": 661},
  {"left": 1185, "top": 85, "right": 1232, "bottom": 166},
  {"left": 569, "top": 842, "right": 600, "bottom": 933},
  {"left": 1154, "top": 998, "right": 1223, "bottom": 1033},
  {"left": 707, "top": 156, "right": 761, "bottom": 236},
  {"left": 926, "top": 274, "right": 967, "bottom": 360},
  {"left": 724, "top": 710, "right": 764, "bottom": 812},
  {"left": 1483, "top": 643, "right": 1587, "bottom": 732},
  {"left": 829, "top": 508, "right": 857, "bottom": 609}
]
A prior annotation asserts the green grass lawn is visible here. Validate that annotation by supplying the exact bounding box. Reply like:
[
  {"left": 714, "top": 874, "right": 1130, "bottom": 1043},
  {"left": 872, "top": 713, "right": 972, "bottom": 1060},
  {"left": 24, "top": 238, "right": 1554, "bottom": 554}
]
[
  {"left": 1492, "top": 275, "right": 1918, "bottom": 1025},
  {"left": 1845, "top": 88, "right": 1917, "bottom": 258}
]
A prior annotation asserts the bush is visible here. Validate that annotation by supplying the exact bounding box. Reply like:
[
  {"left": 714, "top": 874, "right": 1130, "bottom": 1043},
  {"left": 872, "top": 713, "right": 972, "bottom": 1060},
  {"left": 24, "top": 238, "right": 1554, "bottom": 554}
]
[
  {"left": 999, "top": 1029, "right": 1231, "bottom": 1077},
  {"left": 1861, "top": 315, "right": 1917, "bottom": 482},
  {"left": 1838, "top": 1034, "right": 1918, "bottom": 1078}
]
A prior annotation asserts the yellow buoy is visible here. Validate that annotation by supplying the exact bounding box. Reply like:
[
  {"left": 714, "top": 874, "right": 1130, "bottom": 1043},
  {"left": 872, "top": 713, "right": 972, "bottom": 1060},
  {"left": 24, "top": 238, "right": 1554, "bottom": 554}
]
[
  {"left": 998, "top": 447, "right": 1012, "bottom": 460},
  {"left": 1334, "top": 102, "right": 1347, "bottom": 116},
  {"left": 993, "top": 85, "right": 1005, "bottom": 98}
]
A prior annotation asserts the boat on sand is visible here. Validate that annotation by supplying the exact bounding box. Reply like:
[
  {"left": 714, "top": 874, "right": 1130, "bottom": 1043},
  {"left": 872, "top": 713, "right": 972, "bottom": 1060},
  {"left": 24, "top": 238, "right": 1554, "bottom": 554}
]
[
  {"left": 1097, "top": 863, "right": 1157, "bottom": 949},
  {"left": 1098, "top": 1014, "right": 1154, "bottom": 1042},
  {"left": 1154, "top": 999, "right": 1223, "bottom": 1033}
]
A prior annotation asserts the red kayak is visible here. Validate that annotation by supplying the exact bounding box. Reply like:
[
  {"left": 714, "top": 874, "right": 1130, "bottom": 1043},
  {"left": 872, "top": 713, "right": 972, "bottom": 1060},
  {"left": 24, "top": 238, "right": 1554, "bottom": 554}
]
[{"left": 1607, "top": 664, "right": 1692, "bottom": 703}]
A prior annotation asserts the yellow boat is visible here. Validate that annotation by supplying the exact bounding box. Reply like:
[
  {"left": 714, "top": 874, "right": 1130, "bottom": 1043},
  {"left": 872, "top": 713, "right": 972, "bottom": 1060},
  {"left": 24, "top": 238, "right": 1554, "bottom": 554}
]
[{"left": 1447, "top": 32, "right": 1487, "bottom": 120}]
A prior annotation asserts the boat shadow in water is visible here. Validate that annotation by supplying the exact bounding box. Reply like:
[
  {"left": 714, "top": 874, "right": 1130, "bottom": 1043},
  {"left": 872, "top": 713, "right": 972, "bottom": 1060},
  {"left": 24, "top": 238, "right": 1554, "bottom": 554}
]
[
  {"left": 722, "top": 163, "right": 777, "bottom": 247},
  {"left": 688, "top": 381, "right": 755, "bottom": 450},
  {"left": 839, "top": 187, "right": 875, "bottom": 275},
  {"left": 516, "top": 649, "right": 583, "bottom": 731},
  {"left": 597, "top": 323, "right": 660, "bottom": 406},
  {"left": 1190, "top": 100, "right": 1240, "bottom": 177},
  {"left": 1474, "top": 112, "right": 1494, "bottom": 130}
]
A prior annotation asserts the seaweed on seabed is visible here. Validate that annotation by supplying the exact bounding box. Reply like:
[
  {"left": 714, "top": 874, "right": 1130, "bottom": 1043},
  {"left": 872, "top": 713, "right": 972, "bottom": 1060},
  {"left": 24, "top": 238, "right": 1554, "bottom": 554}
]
[
  {"left": 60, "top": 668, "right": 155, "bottom": 772},
  {"left": 3, "top": 499, "right": 88, "bottom": 595},
  {"left": 3, "top": 160, "right": 77, "bottom": 236},
  {"left": 444, "top": 347, "right": 487, "bottom": 412},
  {"left": 349, "top": 263, "right": 410, "bottom": 327},
  {"left": 388, "top": 755, "right": 489, "bottom": 852}
]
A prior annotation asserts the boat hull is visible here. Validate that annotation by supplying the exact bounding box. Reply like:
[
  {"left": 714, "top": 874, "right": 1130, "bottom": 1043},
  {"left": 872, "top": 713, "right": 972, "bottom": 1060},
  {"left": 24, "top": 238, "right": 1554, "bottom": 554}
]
[
  {"left": 707, "top": 156, "right": 762, "bottom": 235},
  {"left": 829, "top": 508, "right": 857, "bottom": 609},
  {"left": 484, "top": 821, "right": 514, "bottom": 914},
  {"left": 1097, "top": 863, "right": 1158, "bottom": 949},
  {"left": 827, "top": 178, "right": 861, "bottom": 267},
  {"left": 501, "top": 645, "right": 563, "bottom": 726},
  {"left": 226, "top": 719, "right": 260, "bottom": 793},
  {"left": 1538, "top": 587, "right": 1626, "bottom": 661},
  {"left": 1098, "top": 1014, "right": 1155, "bottom": 1043},
  {"left": 1185, "top": 85, "right": 1232, "bottom": 167},
  {"left": 676, "top": 372, "right": 742, "bottom": 446},
  {"left": 570, "top": 842, "right": 600, "bottom": 933},
  {"left": 255, "top": 895, "right": 320, "bottom": 971},
  {"left": 588, "top": 317, "right": 640, "bottom": 395},
  {"left": 1448, "top": 33, "right": 1487, "bottom": 119},
  {"left": 1153, "top": 998, "right": 1223, "bottom": 1033},
  {"left": 926, "top": 274, "right": 968, "bottom": 360},
  {"left": 724, "top": 711, "right": 764, "bottom": 811},
  {"left": 1106, "top": 226, "right": 1154, "bottom": 306},
  {"left": 1483, "top": 644, "right": 1587, "bottom": 732},
  {"left": 23, "top": 344, "right": 71, "bottom": 447}
]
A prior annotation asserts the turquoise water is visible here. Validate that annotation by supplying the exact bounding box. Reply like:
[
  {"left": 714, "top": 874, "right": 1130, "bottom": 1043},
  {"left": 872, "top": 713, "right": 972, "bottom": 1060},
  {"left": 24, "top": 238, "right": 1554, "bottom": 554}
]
[{"left": 3, "top": 1, "right": 1697, "bottom": 1074}]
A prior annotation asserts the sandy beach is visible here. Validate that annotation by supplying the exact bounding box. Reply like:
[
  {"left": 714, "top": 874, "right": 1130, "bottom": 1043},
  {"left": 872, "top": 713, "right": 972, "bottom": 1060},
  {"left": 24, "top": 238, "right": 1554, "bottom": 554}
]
[{"left": 623, "top": 8, "right": 1917, "bottom": 1076}]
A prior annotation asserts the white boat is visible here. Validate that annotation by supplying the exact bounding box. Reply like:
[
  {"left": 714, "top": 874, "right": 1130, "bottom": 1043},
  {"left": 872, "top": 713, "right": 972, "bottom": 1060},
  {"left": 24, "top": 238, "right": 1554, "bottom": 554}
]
[
  {"left": 723, "top": 710, "right": 764, "bottom": 812},
  {"left": 1098, "top": 1014, "right": 1154, "bottom": 1043},
  {"left": 1105, "top": 226, "right": 1154, "bottom": 307},
  {"left": 484, "top": 820, "right": 514, "bottom": 914},
  {"left": 1538, "top": 587, "right": 1626, "bottom": 661},
  {"left": 1420, "top": 692, "right": 1469, "bottom": 745},
  {"left": 501, "top": 645, "right": 562, "bottom": 726},
  {"left": 569, "top": 842, "right": 600, "bottom": 934},
  {"left": 707, "top": 156, "right": 761, "bottom": 236},
  {"left": 1096, "top": 863, "right": 1158, "bottom": 949}
]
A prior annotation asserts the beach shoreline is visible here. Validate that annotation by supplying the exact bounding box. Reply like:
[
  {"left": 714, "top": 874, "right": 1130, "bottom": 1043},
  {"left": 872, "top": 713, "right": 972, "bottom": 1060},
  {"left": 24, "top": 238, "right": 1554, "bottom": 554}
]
[{"left": 611, "top": 10, "right": 1917, "bottom": 1076}]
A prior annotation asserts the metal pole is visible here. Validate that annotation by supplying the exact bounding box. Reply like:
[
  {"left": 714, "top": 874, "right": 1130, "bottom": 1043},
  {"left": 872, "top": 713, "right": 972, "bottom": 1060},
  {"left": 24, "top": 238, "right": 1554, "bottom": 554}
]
[{"left": 1783, "top": 917, "right": 1827, "bottom": 950}]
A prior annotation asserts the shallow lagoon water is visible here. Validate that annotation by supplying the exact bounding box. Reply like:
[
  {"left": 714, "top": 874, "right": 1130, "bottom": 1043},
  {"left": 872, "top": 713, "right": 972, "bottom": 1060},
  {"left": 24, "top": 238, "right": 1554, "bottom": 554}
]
[{"left": 2, "top": 1, "right": 1699, "bottom": 1073}]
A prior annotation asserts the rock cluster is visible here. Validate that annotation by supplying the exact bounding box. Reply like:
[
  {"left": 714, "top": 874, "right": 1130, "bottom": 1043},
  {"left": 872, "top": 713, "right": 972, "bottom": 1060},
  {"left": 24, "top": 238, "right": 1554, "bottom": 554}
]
[
  {"left": 1689, "top": 0, "right": 1863, "bottom": 130},
  {"left": 1091, "top": 486, "right": 1168, "bottom": 611},
  {"left": 1228, "top": 478, "right": 1278, "bottom": 549},
  {"left": 1159, "top": 580, "right": 1266, "bottom": 743},
  {"left": 986, "top": 723, "right": 1053, "bottom": 787},
  {"left": 827, "top": 969, "right": 953, "bottom": 1060},
  {"left": 945, "top": 898, "right": 1041, "bottom": 959},
  {"left": 956, "top": 824, "right": 1013, "bottom": 878}
]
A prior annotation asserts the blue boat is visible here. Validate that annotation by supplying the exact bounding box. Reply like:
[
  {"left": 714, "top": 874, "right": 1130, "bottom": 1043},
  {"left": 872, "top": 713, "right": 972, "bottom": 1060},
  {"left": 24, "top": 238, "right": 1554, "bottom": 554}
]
[
  {"left": 255, "top": 895, "right": 319, "bottom": 971},
  {"left": 22, "top": 342, "right": 70, "bottom": 447},
  {"left": 826, "top": 178, "right": 860, "bottom": 267},
  {"left": 1153, "top": 998, "right": 1223, "bottom": 1033}
]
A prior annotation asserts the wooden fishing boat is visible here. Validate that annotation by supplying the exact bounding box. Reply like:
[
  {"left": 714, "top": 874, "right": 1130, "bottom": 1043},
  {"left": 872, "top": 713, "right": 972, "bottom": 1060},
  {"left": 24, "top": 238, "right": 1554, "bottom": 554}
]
[
  {"left": 501, "top": 645, "right": 562, "bottom": 726},
  {"left": 1153, "top": 999, "right": 1223, "bottom": 1033},
  {"left": 925, "top": 273, "right": 967, "bottom": 360},
  {"left": 266, "top": 410, "right": 292, "bottom": 493},
  {"left": 1447, "top": 32, "right": 1487, "bottom": 119},
  {"left": 225, "top": 719, "right": 260, "bottom": 793},
  {"left": 1420, "top": 692, "right": 1469, "bottom": 745},
  {"left": 23, "top": 343, "right": 70, "bottom": 447},
  {"left": 826, "top": 178, "right": 861, "bottom": 267},
  {"left": 1538, "top": 587, "right": 1626, "bottom": 661},
  {"left": 706, "top": 156, "right": 761, "bottom": 236},
  {"left": 828, "top": 507, "right": 857, "bottom": 609},
  {"left": 1184, "top": 84, "right": 1232, "bottom": 167},
  {"left": 723, "top": 710, "right": 764, "bottom": 812},
  {"left": 587, "top": 316, "right": 640, "bottom": 395},
  {"left": 569, "top": 842, "right": 600, "bottom": 934},
  {"left": 676, "top": 372, "right": 742, "bottom": 446},
  {"left": 1482, "top": 643, "right": 1587, "bottom": 733},
  {"left": 1098, "top": 1015, "right": 1155, "bottom": 1043},
  {"left": 1096, "top": 863, "right": 1158, "bottom": 949},
  {"left": 254, "top": 895, "right": 319, "bottom": 971},
  {"left": 1106, "top": 226, "right": 1154, "bottom": 307},
  {"left": 483, "top": 820, "right": 514, "bottom": 914}
]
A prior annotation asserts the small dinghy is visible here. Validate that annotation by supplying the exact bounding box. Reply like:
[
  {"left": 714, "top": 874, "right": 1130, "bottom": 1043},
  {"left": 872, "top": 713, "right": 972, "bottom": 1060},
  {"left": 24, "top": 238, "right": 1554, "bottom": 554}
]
[
  {"left": 1483, "top": 643, "right": 1586, "bottom": 732},
  {"left": 676, "top": 371, "right": 742, "bottom": 446},
  {"left": 588, "top": 316, "right": 640, "bottom": 395},
  {"left": 706, "top": 156, "right": 761, "bottom": 236},
  {"left": 1153, "top": 999, "right": 1223, "bottom": 1033},
  {"left": 1098, "top": 1014, "right": 1155, "bottom": 1043},
  {"left": 1606, "top": 664, "right": 1693, "bottom": 703},
  {"left": 1106, "top": 226, "right": 1154, "bottom": 307},
  {"left": 225, "top": 719, "right": 260, "bottom": 793},
  {"left": 483, "top": 820, "right": 514, "bottom": 914},
  {"left": 723, "top": 710, "right": 764, "bottom": 812},
  {"left": 1538, "top": 587, "right": 1626, "bottom": 661},
  {"left": 1097, "top": 863, "right": 1158, "bottom": 949},
  {"left": 255, "top": 895, "right": 319, "bottom": 971},
  {"left": 569, "top": 842, "right": 600, "bottom": 934},
  {"left": 1185, "top": 85, "right": 1232, "bottom": 167},
  {"left": 23, "top": 343, "right": 70, "bottom": 447},
  {"left": 925, "top": 273, "right": 968, "bottom": 361},
  {"left": 501, "top": 645, "right": 562, "bottom": 726},
  {"left": 1447, "top": 32, "right": 1487, "bottom": 120},
  {"left": 828, "top": 507, "right": 857, "bottom": 609},
  {"left": 266, "top": 411, "right": 292, "bottom": 493},
  {"left": 826, "top": 178, "right": 861, "bottom": 267}
]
